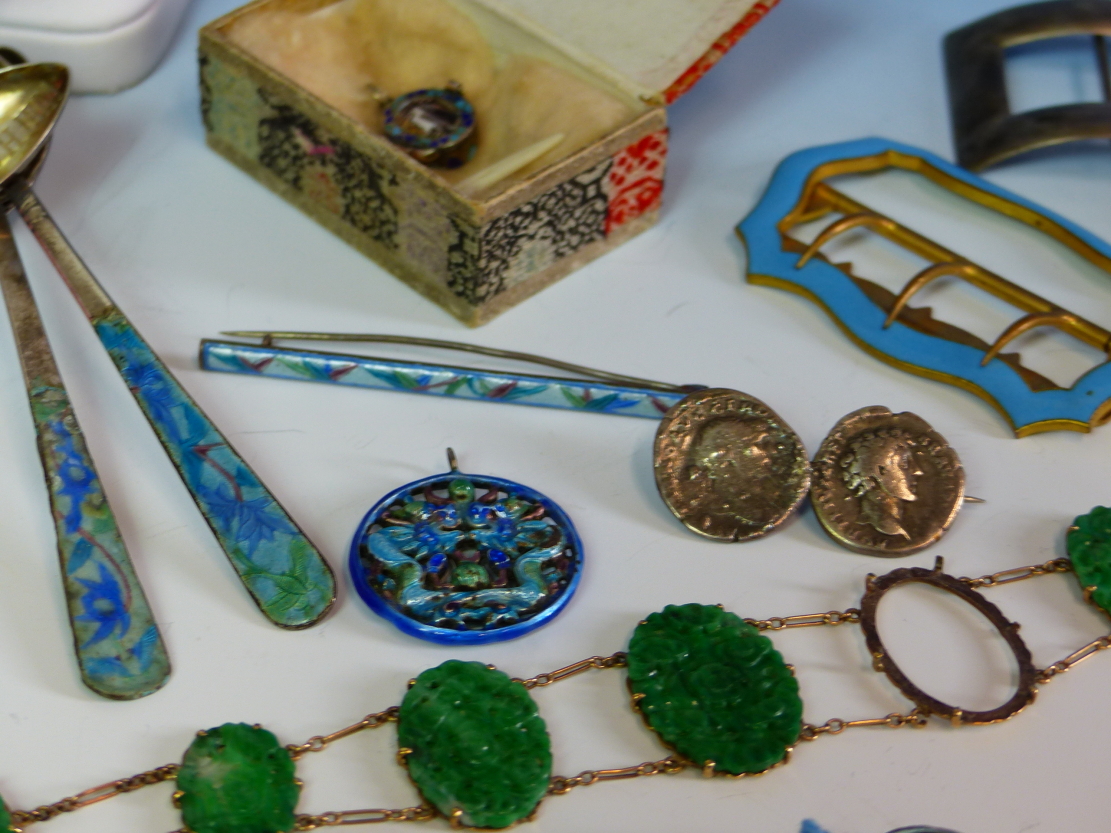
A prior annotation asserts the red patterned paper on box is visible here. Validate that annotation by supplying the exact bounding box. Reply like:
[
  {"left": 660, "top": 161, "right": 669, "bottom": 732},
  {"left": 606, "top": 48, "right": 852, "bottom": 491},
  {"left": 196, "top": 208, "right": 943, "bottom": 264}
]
[
  {"left": 662, "top": 0, "right": 780, "bottom": 103},
  {"left": 604, "top": 129, "right": 668, "bottom": 235}
]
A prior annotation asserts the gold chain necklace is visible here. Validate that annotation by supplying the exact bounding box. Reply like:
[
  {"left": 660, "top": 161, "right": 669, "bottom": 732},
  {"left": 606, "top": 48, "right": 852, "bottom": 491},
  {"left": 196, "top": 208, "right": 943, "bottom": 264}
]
[{"left": 7, "top": 506, "right": 1111, "bottom": 832}]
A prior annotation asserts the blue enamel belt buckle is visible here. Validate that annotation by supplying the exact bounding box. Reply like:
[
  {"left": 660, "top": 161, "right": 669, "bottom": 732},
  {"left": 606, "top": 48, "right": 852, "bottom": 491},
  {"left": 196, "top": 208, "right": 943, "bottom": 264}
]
[
  {"left": 737, "top": 137, "right": 1111, "bottom": 438},
  {"left": 349, "top": 450, "right": 583, "bottom": 644},
  {"left": 374, "top": 81, "right": 477, "bottom": 169}
]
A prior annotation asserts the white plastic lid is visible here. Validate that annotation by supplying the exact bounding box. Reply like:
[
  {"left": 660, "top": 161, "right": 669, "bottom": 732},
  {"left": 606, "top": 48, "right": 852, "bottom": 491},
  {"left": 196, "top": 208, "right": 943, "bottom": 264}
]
[
  {"left": 0, "top": 0, "right": 158, "bottom": 33},
  {"left": 0, "top": 0, "right": 192, "bottom": 93}
]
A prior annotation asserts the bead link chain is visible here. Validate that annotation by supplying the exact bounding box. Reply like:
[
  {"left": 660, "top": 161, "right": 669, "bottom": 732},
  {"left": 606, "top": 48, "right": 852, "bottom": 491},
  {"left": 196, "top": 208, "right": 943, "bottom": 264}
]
[
  {"left": 512, "top": 652, "right": 627, "bottom": 689},
  {"left": 745, "top": 604, "right": 930, "bottom": 741},
  {"left": 295, "top": 806, "right": 436, "bottom": 829},
  {"left": 800, "top": 708, "right": 929, "bottom": 741},
  {"left": 954, "top": 558, "right": 1111, "bottom": 684},
  {"left": 958, "top": 558, "right": 1071, "bottom": 589},
  {"left": 9, "top": 764, "right": 180, "bottom": 829},
  {"left": 286, "top": 707, "right": 400, "bottom": 761},
  {"left": 520, "top": 654, "right": 688, "bottom": 798},
  {"left": 745, "top": 608, "right": 861, "bottom": 631},
  {"left": 548, "top": 757, "right": 686, "bottom": 795},
  {"left": 1036, "top": 634, "right": 1111, "bottom": 683}
]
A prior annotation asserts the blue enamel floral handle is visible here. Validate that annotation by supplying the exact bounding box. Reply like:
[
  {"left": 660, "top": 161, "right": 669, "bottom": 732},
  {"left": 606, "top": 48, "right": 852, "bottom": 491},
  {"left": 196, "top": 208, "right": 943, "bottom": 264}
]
[
  {"left": 0, "top": 214, "right": 170, "bottom": 699},
  {"left": 30, "top": 385, "right": 171, "bottom": 697},
  {"left": 95, "top": 314, "right": 336, "bottom": 627},
  {"left": 17, "top": 190, "right": 336, "bottom": 630}
]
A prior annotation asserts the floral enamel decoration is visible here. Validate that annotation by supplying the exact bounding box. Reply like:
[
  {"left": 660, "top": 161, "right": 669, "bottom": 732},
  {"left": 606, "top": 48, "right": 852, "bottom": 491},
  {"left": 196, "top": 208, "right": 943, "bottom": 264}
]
[
  {"left": 0, "top": 211, "right": 169, "bottom": 700},
  {"left": 201, "top": 333, "right": 696, "bottom": 420},
  {"left": 91, "top": 316, "right": 335, "bottom": 627},
  {"left": 0, "top": 57, "right": 336, "bottom": 633}
]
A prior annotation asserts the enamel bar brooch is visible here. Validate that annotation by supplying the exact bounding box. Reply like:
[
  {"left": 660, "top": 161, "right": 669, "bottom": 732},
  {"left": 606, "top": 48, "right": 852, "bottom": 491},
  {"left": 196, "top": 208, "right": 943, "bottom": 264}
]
[
  {"left": 201, "top": 332, "right": 699, "bottom": 419},
  {"left": 737, "top": 137, "right": 1111, "bottom": 437}
]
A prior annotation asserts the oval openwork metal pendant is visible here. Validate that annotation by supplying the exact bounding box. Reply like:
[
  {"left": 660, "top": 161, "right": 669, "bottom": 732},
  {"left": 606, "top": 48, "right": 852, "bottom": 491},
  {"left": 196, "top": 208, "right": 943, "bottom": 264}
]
[
  {"left": 811, "top": 407, "right": 965, "bottom": 556},
  {"left": 349, "top": 454, "right": 583, "bottom": 644},
  {"left": 859, "top": 558, "right": 1037, "bottom": 725},
  {"left": 653, "top": 388, "right": 810, "bottom": 542}
]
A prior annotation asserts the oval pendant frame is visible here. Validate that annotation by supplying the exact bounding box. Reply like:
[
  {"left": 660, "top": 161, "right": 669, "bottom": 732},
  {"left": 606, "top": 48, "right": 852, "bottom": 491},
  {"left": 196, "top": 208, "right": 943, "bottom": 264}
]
[
  {"left": 859, "top": 558, "right": 1037, "bottom": 725},
  {"left": 349, "top": 467, "right": 583, "bottom": 645}
]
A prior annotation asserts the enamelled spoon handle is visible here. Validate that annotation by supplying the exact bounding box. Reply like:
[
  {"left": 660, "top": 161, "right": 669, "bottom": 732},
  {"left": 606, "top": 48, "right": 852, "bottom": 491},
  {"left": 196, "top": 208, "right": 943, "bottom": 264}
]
[
  {"left": 0, "top": 213, "right": 169, "bottom": 698},
  {"left": 13, "top": 188, "right": 337, "bottom": 629}
]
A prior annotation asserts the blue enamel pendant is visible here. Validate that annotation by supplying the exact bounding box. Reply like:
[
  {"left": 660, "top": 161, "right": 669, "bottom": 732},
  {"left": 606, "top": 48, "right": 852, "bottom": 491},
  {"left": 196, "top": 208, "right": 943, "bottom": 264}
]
[{"left": 349, "top": 451, "right": 583, "bottom": 644}]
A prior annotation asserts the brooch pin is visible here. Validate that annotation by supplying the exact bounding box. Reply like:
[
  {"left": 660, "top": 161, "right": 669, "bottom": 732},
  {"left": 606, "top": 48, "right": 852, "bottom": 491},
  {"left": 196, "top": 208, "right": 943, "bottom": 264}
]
[
  {"left": 202, "top": 332, "right": 814, "bottom": 545},
  {"left": 369, "top": 81, "right": 477, "bottom": 168},
  {"left": 738, "top": 136, "right": 1111, "bottom": 437},
  {"left": 349, "top": 450, "right": 583, "bottom": 644}
]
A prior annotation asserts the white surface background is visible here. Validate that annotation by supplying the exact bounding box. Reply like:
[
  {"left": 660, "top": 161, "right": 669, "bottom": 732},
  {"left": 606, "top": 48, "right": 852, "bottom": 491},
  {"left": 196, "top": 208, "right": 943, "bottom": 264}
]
[{"left": 0, "top": 1, "right": 1109, "bottom": 832}]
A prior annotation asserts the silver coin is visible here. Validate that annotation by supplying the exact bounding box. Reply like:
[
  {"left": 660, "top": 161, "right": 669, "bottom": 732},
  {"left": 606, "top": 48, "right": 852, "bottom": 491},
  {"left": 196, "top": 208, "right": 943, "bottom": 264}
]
[
  {"left": 653, "top": 388, "right": 810, "bottom": 542},
  {"left": 811, "top": 406, "right": 964, "bottom": 556}
]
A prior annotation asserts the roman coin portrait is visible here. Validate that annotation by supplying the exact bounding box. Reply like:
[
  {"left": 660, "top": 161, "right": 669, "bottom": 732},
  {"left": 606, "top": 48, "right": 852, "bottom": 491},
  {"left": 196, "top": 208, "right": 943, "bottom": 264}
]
[
  {"left": 654, "top": 389, "right": 810, "bottom": 542},
  {"left": 810, "top": 407, "right": 964, "bottom": 556}
]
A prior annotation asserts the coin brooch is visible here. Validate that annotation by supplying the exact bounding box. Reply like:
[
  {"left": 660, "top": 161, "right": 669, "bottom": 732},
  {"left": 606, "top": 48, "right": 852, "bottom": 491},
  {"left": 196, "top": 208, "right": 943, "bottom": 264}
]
[
  {"left": 810, "top": 406, "right": 964, "bottom": 556},
  {"left": 349, "top": 450, "right": 583, "bottom": 644},
  {"left": 653, "top": 388, "right": 811, "bottom": 542}
]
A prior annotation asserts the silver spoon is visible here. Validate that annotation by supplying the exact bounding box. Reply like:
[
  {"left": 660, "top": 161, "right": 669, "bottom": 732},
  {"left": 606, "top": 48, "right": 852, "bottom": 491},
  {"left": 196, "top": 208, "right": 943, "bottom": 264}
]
[
  {"left": 1, "top": 61, "right": 337, "bottom": 630},
  {"left": 0, "top": 61, "right": 169, "bottom": 698}
]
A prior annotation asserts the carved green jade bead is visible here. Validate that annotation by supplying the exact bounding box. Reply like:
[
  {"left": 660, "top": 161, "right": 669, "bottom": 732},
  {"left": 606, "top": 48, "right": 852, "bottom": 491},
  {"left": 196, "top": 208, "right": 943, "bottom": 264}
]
[
  {"left": 627, "top": 603, "right": 802, "bottom": 775},
  {"left": 0, "top": 794, "right": 11, "bottom": 832},
  {"left": 177, "top": 723, "right": 299, "bottom": 833},
  {"left": 398, "top": 660, "right": 551, "bottom": 829},
  {"left": 1068, "top": 505, "right": 1111, "bottom": 616}
]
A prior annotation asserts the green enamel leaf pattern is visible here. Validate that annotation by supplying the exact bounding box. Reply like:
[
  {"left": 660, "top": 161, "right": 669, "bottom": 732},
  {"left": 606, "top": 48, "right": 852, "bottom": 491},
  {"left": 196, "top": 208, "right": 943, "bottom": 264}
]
[
  {"left": 1068, "top": 505, "right": 1111, "bottom": 615},
  {"left": 177, "top": 723, "right": 299, "bottom": 833},
  {"left": 0, "top": 793, "right": 11, "bottom": 832},
  {"left": 627, "top": 603, "right": 802, "bottom": 775},
  {"left": 398, "top": 660, "right": 551, "bottom": 829}
]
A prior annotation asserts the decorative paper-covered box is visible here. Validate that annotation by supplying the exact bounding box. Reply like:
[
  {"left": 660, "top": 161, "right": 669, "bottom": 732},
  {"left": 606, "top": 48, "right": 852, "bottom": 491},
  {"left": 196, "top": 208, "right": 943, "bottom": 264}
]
[{"left": 199, "top": 0, "right": 777, "bottom": 325}]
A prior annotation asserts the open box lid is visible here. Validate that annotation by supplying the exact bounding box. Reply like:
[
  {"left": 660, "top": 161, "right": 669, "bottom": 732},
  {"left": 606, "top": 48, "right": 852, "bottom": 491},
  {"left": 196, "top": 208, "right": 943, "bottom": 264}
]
[{"left": 475, "top": 0, "right": 778, "bottom": 104}]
